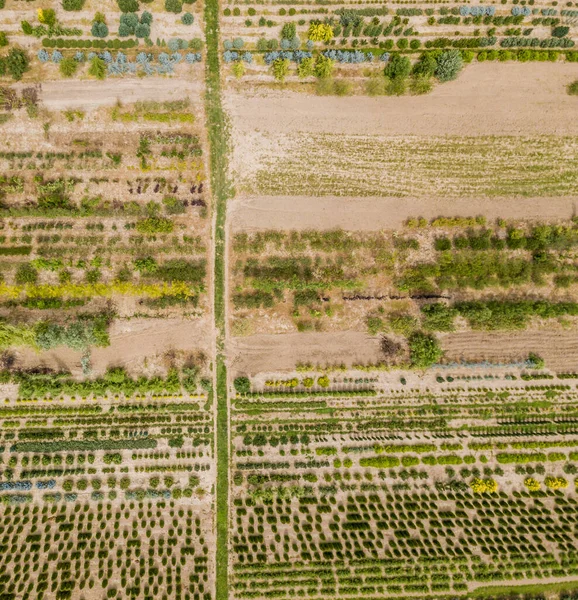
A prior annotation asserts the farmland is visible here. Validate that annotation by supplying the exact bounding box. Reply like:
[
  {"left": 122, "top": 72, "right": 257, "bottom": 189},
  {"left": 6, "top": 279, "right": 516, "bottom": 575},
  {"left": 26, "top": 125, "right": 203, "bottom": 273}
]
[{"left": 2, "top": 0, "right": 578, "bottom": 596}]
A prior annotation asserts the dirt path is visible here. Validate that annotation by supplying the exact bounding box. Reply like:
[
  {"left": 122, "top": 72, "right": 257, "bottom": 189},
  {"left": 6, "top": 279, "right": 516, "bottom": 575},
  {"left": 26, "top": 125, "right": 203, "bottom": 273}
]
[
  {"left": 441, "top": 330, "right": 578, "bottom": 372},
  {"left": 37, "top": 78, "right": 203, "bottom": 111},
  {"left": 229, "top": 194, "right": 578, "bottom": 232},
  {"left": 15, "top": 317, "right": 212, "bottom": 376},
  {"left": 225, "top": 62, "right": 578, "bottom": 138},
  {"left": 228, "top": 331, "right": 383, "bottom": 375}
]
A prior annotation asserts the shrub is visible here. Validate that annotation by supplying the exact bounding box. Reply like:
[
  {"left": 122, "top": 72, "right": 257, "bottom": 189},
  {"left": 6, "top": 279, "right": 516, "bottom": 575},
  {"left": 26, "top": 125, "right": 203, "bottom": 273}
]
[
  {"left": 308, "top": 22, "right": 334, "bottom": 42},
  {"left": 62, "top": 0, "right": 86, "bottom": 8},
  {"left": 297, "top": 57, "right": 314, "bottom": 78},
  {"left": 91, "top": 22, "right": 109, "bottom": 38},
  {"left": 117, "top": 0, "right": 139, "bottom": 11},
  {"left": 281, "top": 22, "right": 296, "bottom": 40},
  {"left": 470, "top": 478, "right": 498, "bottom": 494},
  {"left": 181, "top": 12, "right": 194, "bottom": 25},
  {"left": 384, "top": 53, "right": 411, "bottom": 79},
  {"left": 0, "top": 32, "right": 7, "bottom": 47},
  {"left": 271, "top": 57, "right": 289, "bottom": 81},
  {"left": 165, "top": 0, "right": 183, "bottom": 13},
  {"left": 524, "top": 477, "right": 541, "bottom": 491},
  {"left": 59, "top": 57, "right": 78, "bottom": 77},
  {"left": 435, "top": 49, "right": 463, "bottom": 81},
  {"left": 552, "top": 25, "right": 570, "bottom": 37},
  {"left": 408, "top": 332, "right": 443, "bottom": 368},
  {"left": 568, "top": 80, "right": 578, "bottom": 95},
  {"left": 314, "top": 54, "right": 334, "bottom": 78},
  {"left": 6, "top": 48, "right": 29, "bottom": 81},
  {"left": 88, "top": 56, "right": 106, "bottom": 79},
  {"left": 545, "top": 476, "right": 568, "bottom": 489},
  {"left": 15, "top": 264, "right": 38, "bottom": 285}
]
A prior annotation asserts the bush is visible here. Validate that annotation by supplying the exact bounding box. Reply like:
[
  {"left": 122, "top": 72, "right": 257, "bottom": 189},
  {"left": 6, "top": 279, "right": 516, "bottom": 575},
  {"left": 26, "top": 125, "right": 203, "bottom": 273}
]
[
  {"left": 6, "top": 48, "right": 29, "bottom": 81},
  {"left": 568, "top": 80, "right": 578, "bottom": 95},
  {"left": 117, "top": 0, "right": 139, "bottom": 11},
  {"left": 234, "top": 377, "right": 251, "bottom": 394},
  {"left": 88, "top": 56, "right": 107, "bottom": 79},
  {"left": 552, "top": 25, "right": 570, "bottom": 37},
  {"left": 308, "top": 22, "right": 334, "bottom": 42},
  {"left": 15, "top": 264, "right": 38, "bottom": 285},
  {"left": 0, "top": 32, "right": 7, "bottom": 48},
  {"left": 408, "top": 332, "right": 443, "bottom": 368},
  {"left": 181, "top": 12, "right": 194, "bottom": 25},
  {"left": 435, "top": 49, "right": 463, "bottom": 81},
  {"left": 62, "top": 0, "right": 86, "bottom": 8},
  {"left": 524, "top": 477, "right": 541, "bottom": 491},
  {"left": 384, "top": 53, "right": 411, "bottom": 79},
  {"left": 59, "top": 57, "right": 78, "bottom": 77},
  {"left": 91, "top": 22, "right": 109, "bottom": 38},
  {"left": 314, "top": 54, "right": 334, "bottom": 78},
  {"left": 271, "top": 57, "right": 289, "bottom": 81},
  {"left": 165, "top": 0, "right": 183, "bottom": 13}
]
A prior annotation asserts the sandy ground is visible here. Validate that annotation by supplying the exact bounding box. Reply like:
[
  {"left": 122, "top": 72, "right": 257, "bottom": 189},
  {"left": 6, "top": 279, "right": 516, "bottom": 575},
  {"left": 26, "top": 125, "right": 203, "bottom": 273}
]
[
  {"left": 228, "top": 331, "right": 383, "bottom": 375},
  {"left": 35, "top": 78, "right": 203, "bottom": 111},
  {"left": 229, "top": 194, "right": 578, "bottom": 232},
  {"left": 15, "top": 318, "right": 212, "bottom": 376},
  {"left": 441, "top": 330, "right": 578, "bottom": 372},
  {"left": 225, "top": 62, "right": 578, "bottom": 138}
]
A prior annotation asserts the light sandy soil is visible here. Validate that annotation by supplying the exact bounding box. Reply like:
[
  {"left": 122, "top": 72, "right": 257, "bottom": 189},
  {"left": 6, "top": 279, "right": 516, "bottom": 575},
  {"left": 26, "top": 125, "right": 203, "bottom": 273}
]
[
  {"left": 36, "top": 78, "right": 203, "bottom": 111},
  {"left": 229, "top": 194, "right": 578, "bottom": 232},
  {"left": 15, "top": 318, "right": 212, "bottom": 376},
  {"left": 441, "top": 330, "right": 578, "bottom": 372},
  {"left": 228, "top": 331, "right": 383, "bottom": 375},
  {"left": 225, "top": 62, "right": 578, "bottom": 138}
]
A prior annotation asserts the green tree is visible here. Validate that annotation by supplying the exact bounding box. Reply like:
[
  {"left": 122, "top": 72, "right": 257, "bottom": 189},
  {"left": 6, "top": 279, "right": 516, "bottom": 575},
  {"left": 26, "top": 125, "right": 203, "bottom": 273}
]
[
  {"left": 271, "top": 57, "right": 289, "bottom": 81},
  {"left": 314, "top": 53, "right": 334, "bottom": 78},
  {"left": 234, "top": 377, "right": 251, "bottom": 394},
  {"left": 435, "top": 49, "right": 463, "bottom": 82}
]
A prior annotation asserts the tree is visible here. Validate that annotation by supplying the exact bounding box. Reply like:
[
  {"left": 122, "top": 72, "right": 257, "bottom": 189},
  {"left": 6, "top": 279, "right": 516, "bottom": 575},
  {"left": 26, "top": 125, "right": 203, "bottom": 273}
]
[
  {"left": 234, "top": 377, "right": 250, "bottom": 394},
  {"left": 181, "top": 12, "right": 194, "bottom": 24},
  {"left": 88, "top": 56, "right": 106, "bottom": 80},
  {"left": 297, "top": 57, "right": 314, "bottom": 78},
  {"left": 435, "top": 49, "right": 463, "bottom": 82},
  {"left": 6, "top": 48, "right": 29, "bottom": 81},
  {"left": 59, "top": 57, "right": 78, "bottom": 77},
  {"left": 408, "top": 332, "right": 443, "bottom": 368},
  {"left": 37, "top": 8, "right": 57, "bottom": 27},
  {"left": 384, "top": 54, "right": 411, "bottom": 80},
  {"left": 165, "top": 0, "right": 183, "bottom": 13}
]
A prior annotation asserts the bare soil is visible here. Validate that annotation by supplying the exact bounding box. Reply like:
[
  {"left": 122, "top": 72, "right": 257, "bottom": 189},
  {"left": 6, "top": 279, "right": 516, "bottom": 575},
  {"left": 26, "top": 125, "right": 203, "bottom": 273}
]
[
  {"left": 441, "top": 330, "right": 578, "bottom": 372},
  {"left": 15, "top": 317, "right": 212, "bottom": 376},
  {"left": 37, "top": 78, "right": 203, "bottom": 111},
  {"left": 228, "top": 331, "right": 383, "bottom": 375},
  {"left": 229, "top": 194, "right": 578, "bottom": 232}
]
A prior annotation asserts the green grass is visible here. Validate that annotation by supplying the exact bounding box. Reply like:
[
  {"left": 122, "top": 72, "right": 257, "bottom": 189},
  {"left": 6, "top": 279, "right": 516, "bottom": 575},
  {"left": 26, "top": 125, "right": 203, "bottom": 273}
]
[
  {"left": 204, "top": 0, "right": 232, "bottom": 596},
  {"left": 472, "top": 580, "right": 578, "bottom": 597}
]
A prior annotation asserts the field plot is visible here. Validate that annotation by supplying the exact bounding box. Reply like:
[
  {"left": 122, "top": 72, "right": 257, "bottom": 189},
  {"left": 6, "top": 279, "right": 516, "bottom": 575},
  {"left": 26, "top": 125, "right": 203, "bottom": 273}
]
[
  {"left": 229, "top": 374, "right": 578, "bottom": 599},
  {"left": 0, "top": 370, "right": 214, "bottom": 600},
  {"left": 218, "top": 0, "right": 578, "bottom": 90}
]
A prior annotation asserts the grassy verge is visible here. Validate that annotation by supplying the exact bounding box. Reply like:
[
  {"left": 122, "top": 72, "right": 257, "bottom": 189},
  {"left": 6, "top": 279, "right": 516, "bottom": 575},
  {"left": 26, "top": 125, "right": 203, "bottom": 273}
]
[
  {"left": 472, "top": 580, "right": 578, "bottom": 597},
  {"left": 204, "top": 0, "right": 232, "bottom": 597}
]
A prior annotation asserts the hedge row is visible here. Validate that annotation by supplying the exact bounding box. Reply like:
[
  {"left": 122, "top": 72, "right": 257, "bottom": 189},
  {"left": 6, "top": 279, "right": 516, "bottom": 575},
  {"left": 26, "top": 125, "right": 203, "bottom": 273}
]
[
  {"left": 11, "top": 438, "right": 157, "bottom": 453},
  {"left": 42, "top": 38, "right": 138, "bottom": 49}
]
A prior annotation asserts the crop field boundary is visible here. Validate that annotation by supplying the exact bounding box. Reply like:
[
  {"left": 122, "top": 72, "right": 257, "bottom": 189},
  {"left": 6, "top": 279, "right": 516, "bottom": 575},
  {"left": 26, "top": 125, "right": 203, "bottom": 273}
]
[{"left": 205, "top": 0, "right": 234, "bottom": 596}]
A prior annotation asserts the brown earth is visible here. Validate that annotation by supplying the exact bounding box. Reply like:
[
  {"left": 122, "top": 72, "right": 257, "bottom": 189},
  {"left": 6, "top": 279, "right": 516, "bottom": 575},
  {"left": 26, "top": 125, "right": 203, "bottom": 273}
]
[
  {"left": 441, "top": 330, "right": 578, "bottom": 372},
  {"left": 228, "top": 331, "right": 383, "bottom": 375},
  {"left": 229, "top": 194, "right": 578, "bottom": 232}
]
